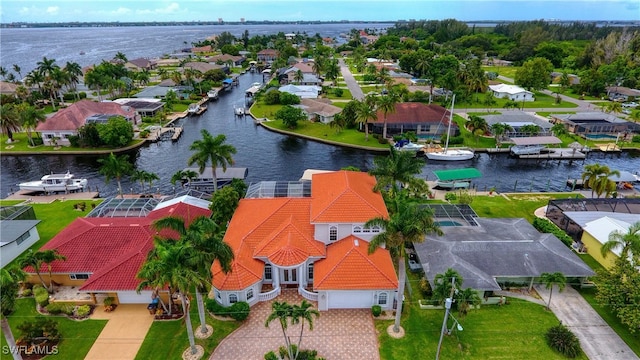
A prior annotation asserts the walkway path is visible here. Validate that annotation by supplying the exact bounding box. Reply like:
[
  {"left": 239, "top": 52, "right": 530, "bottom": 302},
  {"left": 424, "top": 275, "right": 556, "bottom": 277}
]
[
  {"left": 210, "top": 290, "right": 379, "bottom": 360},
  {"left": 85, "top": 304, "right": 155, "bottom": 360},
  {"left": 339, "top": 58, "right": 364, "bottom": 100},
  {"left": 534, "top": 285, "right": 638, "bottom": 360}
]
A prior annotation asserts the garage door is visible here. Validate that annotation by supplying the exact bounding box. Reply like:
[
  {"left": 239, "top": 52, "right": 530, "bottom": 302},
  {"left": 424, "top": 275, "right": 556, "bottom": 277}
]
[
  {"left": 117, "top": 290, "right": 153, "bottom": 304},
  {"left": 328, "top": 291, "right": 372, "bottom": 309}
]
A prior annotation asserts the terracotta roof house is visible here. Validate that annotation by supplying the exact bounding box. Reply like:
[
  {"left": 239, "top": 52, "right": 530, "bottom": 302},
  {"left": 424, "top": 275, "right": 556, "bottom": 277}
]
[
  {"left": 369, "top": 102, "right": 454, "bottom": 137},
  {"left": 183, "top": 61, "right": 228, "bottom": 74},
  {"left": 192, "top": 45, "right": 213, "bottom": 53},
  {"left": 209, "top": 54, "right": 245, "bottom": 66},
  {"left": 125, "top": 58, "right": 157, "bottom": 72},
  {"left": 489, "top": 84, "right": 534, "bottom": 102},
  {"left": 257, "top": 49, "right": 279, "bottom": 63},
  {"left": 23, "top": 195, "right": 211, "bottom": 304},
  {"left": 35, "top": 100, "right": 140, "bottom": 146},
  {"left": 298, "top": 98, "right": 342, "bottom": 124},
  {"left": 211, "top": 171, "right": 398, "bottom": 311}
]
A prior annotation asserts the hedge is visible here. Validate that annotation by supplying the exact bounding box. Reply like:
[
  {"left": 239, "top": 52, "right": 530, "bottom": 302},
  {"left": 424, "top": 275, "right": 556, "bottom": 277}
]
[
  {"left": 34, "top": 286, "right": 49, "bottom": 307},
  {"left": 205, "top": 298, "right": 250, "bottom": 321},
  {"left": 532, "top": 217, "right": 573, "bottom": 247}
]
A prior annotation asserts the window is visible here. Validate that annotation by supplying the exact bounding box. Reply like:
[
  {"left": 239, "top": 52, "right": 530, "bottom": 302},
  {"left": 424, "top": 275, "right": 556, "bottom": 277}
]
[
  {"left": 353, "top": 225, "right": 362, "bottom": 234},
  {"left": 229, "top": 293, "right": 238, "bottom": 304},
  {"left": 69, "top": 273, "right": 90, "bottom": 280},
  {"left": 378, "top": 292, "right": 388, "bottom": 305},
  {"left": 246, "top": 288, "right": 254, "bottom": 300},
  {"left": 329, "top": 226, "right": 338, "bottom": 241},
  {"left": 15, "top": 231, "right": 30, "bottom": 245},
  {"left": 215, "top": 290, "right": 221, "bottom": 300},
  {"left": 362, "top": 226, "right": 371, "bottom": 233},
  {"left": 307, "top": 263, "right": 314, "bottom": 282},
  {"left": 264, "top": 264, "right": 272, "bottom": 280},
  {"left": 371, "top": 225, "right": 381, "bottom": 233}
]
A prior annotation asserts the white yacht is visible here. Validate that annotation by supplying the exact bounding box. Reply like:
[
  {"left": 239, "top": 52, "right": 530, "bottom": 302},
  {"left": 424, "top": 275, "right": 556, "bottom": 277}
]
[
  {"left": 19, "top": 172, "right": 88, "bottom": 193},
  {"left": 425, "top": 95, "right": 475, "bottom": 161}
]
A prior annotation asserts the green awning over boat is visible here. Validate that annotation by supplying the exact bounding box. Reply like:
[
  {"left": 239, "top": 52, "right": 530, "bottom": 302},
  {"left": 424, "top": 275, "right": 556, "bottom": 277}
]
[{"left": 433, "top": 168, "right": 482, "bottom": 181}]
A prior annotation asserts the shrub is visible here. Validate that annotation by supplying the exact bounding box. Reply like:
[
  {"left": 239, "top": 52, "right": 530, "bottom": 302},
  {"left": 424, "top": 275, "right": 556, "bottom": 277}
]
[
  {"left": 264, "top": 351, "right": 278, "bottom": 360},
  {"left": 377, "top": 137, "right": 388, "bottom": 144},
  {"left": 76, "top": 304, "right": 91, "bottom": 317},
  {"left": 229, "top": 301, "right": 251, "bottom": 321},
  {"left": 139, "top": 130, "right": 150, "bottom": 138},
  {"left": 371, "top": 305, "right": 382, "bottom": 317},
  {"left": 264, "top": 90, "right": 282, "bottom": 105},
  {"left": 46, "top": 302, "right": 73, "bottom": 315},
  {"left": 279, "top": 92, "right": 300, "bottom": 105},
  {"left": 34, "top": 286, "right": 49, "bottom": 307},
  {"left": 78, "top": 92, "right": 87, "bottom": 99},
  {"left": 68, "top": 135, "right": 81, "bottom": 147},
  {"left": 333, "top": 88, "right": 344, "bottom": 97},
  {"left": 17, "top": 318, "right": 60, "bottom": 344},
  {"left": 546, "top": 324, "right": 581, "bottom": 358},
  {"left": 632, "top": 135, "right": 640, "bottom": 143},
  {"left": 419, "top": 278, "right": 433, "bottom": 298},
  {"left": 103, "top": 296, "right": 114, "bottom": 307},
  {"left": 206, "top": 298, "right": 228, "bottom": 315},
  {"left": 21, "top": 289, "right": 32, "bottom": 297},
  {"left": 457, "top": 191, "right": 474, "bottom": 205},
  {"left": 532, "top": 218, "right": 573, "bottom": 247},
  {"left": 444, "top": 193, "right": 457, "bottom": 201}
]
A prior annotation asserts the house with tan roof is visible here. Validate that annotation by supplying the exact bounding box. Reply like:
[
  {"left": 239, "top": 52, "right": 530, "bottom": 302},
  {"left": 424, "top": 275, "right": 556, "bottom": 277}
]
[
  {"left": 182, "top": 61, "right": 228, "bottom": 74},
  {"left": 257, "top": 49, "right": 279, "bottom": 63},
  {"left": 210, "top": 54, "right": 245, "bottom": 67},
  {"left": 369, "top": 102, "right": 454, "bottom": 137},
  {"left": 35, "top": 100, "right": 140, "bottom": 146},
  {"left": 125, "top": 58, "right": 157, "bottom": 72},
  {"left": 0, "top": 81, "right": 18, "bottom": 95},
  {"left": 211, "top": 171, "right": 398, "bottom": 311},
  {"left": 298, "top": 98, "right": 342, "bottom": 124}
]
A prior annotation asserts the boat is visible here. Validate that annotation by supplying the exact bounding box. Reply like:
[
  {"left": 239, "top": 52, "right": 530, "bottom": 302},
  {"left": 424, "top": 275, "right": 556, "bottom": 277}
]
[
  {"left": 635, "top": 171, "right": 640, "bottom": 182},
  {"left": 195, "top": 105, "right": 207, "bottom": 115},
  {"left": 187, "top": 104, "right": 200, "bottom": 115},
  {"left": 394, "top": 140, "right": 424, "bottom": 152},
  {"left": 433, "top": 168, "right": 482, "bottom": 190},
  {"left": 234, "top": 106, "right": 245, "bottom": 116},
  {"left": 510, "top": 144, "right": 547, "bottom": 155},
  {"left": 181, "top": 167, "right": 248, "bottom": 190},
  {"left": 207, "top": 89, "right": 219, "bottom": 100},
  {"left": 19, "top": 172, "right": 88, "bottom": 193},
  {"left": 79, "top": 51, "right": 85, "bottom": 55},
  {"left": 425, "top": 95, "right": 475, "bottom": 161}
]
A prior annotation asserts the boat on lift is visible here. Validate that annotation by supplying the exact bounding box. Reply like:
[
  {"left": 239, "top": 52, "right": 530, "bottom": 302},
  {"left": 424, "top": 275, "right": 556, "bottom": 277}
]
[{"left": 19, "top": 172, "right": 88, "bottom": 193}]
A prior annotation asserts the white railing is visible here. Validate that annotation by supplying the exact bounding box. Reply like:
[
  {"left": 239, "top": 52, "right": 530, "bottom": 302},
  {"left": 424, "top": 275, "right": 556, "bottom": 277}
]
[
  {"left": 298, "top": 287, "right": 319, "bottom": 302},
  {"left": 258, "top": 287, "right": 281, "bottom": 302}
]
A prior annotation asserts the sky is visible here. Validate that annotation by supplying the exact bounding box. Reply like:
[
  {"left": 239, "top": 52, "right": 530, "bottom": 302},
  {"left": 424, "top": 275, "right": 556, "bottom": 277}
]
[{"left": 0, "top": 0, "right": 638, "bottom": 23}]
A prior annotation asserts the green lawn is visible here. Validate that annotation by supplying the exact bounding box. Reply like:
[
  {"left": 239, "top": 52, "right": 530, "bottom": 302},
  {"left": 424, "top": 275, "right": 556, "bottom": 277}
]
[
  {"left": 261, "top": 119, "right": 389, "bottom": 150},
  {"left": 0, "top": 298, "right": 107, "bottom": 360},
  {"left": 482, "top": 66, "right": 520, "bottom": 79},
  {"left": 377, "top": 298, "right": 584, "bottom": 360},
  {"left": 326, "top": 88, "right": 353, "bottom": 100},
  {"left": 470, "top": 194, "right": 579, "bottom": 222},
  {"left": 249, "top": 103, "right": 283, "bottom": 119},
  {"left": 0, "top": 132, "right": 143, "bottom": 153},
  {"left": 454, "top": 92, "right": 578, "bottom": 110},
  {"left": 135, "top": 306, "right": 240, "bottom": 359}
]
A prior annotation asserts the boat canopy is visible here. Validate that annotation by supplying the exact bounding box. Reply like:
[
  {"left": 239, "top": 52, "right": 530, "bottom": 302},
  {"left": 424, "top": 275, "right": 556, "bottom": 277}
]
[
  {"left": 510, "top": 136, "right": 562, "bottom": 146},
  {"left": 183, "top": 167, "right": 248, "bottom": 181},
  {"left": 222, "top": 79, "right": 233, "bottom": 84},
  {"left": 433, "top": 168, "right": 482, "bottom": 181}
]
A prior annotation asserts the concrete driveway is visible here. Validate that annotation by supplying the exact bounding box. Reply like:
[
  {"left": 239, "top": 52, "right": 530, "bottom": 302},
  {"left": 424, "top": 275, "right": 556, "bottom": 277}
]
[
  {"left": 210, "top": 289, "right": 379, "bottom": 360},
  {"left": 534, "top": 285, "right": 638, "bottom": 360}
]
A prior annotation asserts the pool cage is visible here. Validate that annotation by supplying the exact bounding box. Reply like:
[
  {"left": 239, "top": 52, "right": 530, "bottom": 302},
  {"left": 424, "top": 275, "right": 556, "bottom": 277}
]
[
  {"left": 245, "top": 181, "right": 312, "bottom": 199},
  {"left": 421, "top": 204, "right": 479, "bottom": 227}
]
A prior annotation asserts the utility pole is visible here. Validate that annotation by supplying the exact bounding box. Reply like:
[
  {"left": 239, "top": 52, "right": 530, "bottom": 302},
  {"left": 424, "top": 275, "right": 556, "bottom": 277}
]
[{"left": 435, "top": 276, "right": 456, "bottom": 360}]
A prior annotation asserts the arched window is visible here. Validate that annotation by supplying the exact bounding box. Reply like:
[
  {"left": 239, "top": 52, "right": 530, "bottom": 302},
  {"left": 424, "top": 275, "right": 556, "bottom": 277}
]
[
  {"left": 353, "top": 225, "right": 362, "bottom": 233},
  {"left": 378, "top": 292, "right": 388, "bottom": 305},
  {"left": 229, "top": 293, "right": 238, "bottom": 304},
  {"left": 329, "top": 226, "right": 338, "bottom": 241},
  {"left": 371, "top": 225, "right": 381, "bottom": 233}
]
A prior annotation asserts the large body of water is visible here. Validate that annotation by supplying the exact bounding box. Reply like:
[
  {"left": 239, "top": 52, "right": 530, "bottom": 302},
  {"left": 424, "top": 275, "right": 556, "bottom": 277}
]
[{"left": 1, "top": 25, "right": 639, "bottom": 198}]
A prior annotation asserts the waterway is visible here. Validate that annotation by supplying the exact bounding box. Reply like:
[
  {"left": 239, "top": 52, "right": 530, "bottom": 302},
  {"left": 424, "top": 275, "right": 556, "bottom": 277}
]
[{"left": 1, "top": 25, "right": 639, "bottom": 198}]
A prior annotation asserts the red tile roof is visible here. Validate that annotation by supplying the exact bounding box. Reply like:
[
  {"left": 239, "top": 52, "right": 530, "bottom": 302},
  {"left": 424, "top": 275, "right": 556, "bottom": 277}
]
[
  {"left": 254, "top": 216, "right": 325, "bottom": 267},
  {"left": 369, "top": 102, "right": 451, "bottom": 125},
  {"left": 313, "top": 236, "right": 397, "bottom": 290},
  {"left": 36, "top": 100, "right": 137, "bottom": 131}
]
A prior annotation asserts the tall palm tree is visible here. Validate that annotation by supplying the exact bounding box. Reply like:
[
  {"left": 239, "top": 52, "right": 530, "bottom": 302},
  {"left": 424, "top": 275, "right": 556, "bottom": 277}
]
[
  {"left": 114, "top": 52, "right": 128, "bottom": 63},
  {"left": 1, "top": 266, "right": 26, "bottom": 360},
  {"left": 365, "top": 195, "right": 442, "bottom": 333},
  {"left": 98, "top": 152, "right": 133, "bottom": 198},
  {"left": 24, "top": 70, "right": 45, "bottom": 96},
  {"left": 12, "top": 64, "right": 22, "bottom": 81},
  {"left": 540, "top": 272, "right": 566, "bottom": 310},
  {"left": 0, "top": 103, "right": 21, "bottom": 143},
  {"left": 63, "top": 61, "right": 83, "bottom": 99},
  {"left": 291, "top": 300, "right": 320, "bottom": 359},
  {"left": 188, "top": 130, "right": 237, "bottom": 193},
  {"left": 131, "top": 169, "right": 150, "bottom": 193},
  {"left": 467, "top": 115, "right": 488, "bottom": 143},
  {"left": 40, "top": 249, "right": 67, "bottom": 292},
  {"left": 18, "top": 103, "right": 46, "bottom": 146},
  {"left": 354, "top": 99, "right": 377, "bottom": 141},
  {"left": 265, "top": 301, "right": 295, "bottom": 360},
  {"left": 581, "top": 163, "right": 619, "bottom": 198},
  {"left": 601, "top": 221, "right": 640, "bottom": 266},
  {"left": 490, "top": 122, "right": 512, "bottom": 147},
  {"left": 377, "top": 95, "right": 396, "bottom": 139},
  {"left": 368, "top": 145, "right": 425, "bottom": 197},
  {"left": 18, "top": 249, "right": 47, "bottom": 289},
  {"left": 294, "top": 69, "right": 304, "bottom": 84},
  {"left": 152, "top": 216, "right": 233, "bottom": 336}
]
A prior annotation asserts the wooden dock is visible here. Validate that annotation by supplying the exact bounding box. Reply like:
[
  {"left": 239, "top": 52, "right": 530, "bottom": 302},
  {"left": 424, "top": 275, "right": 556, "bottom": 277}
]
[
  {"left": 147, "top": 126, "right": 183, "bottom": 142},
  {"left": 596, "top": 143, "right": 621, "bottom": 152},
  {"left": 5, "top": 190, "right": 100, "bottom": 203},
  {"left": 517, "top": 148, "right": 587, "bottom": 160}
]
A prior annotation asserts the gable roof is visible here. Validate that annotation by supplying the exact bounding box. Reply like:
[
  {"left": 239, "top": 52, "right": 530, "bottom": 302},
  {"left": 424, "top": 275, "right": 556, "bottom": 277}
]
[
  {"left": 127, "top": 58, "right": 155, "bottom": 69},
  {"left": 253, "top": 216, "right": 326, "bottom": 266},
  {"left": 299, "top": 99, "right": 342, "bottom": 117},
  {"left": 36, "top": 100, "right": 136, "bottom": 131},
  {"left": 489, "top": 84, "right": 532, "bottom": 95},
  {"left": 370, "top": 102, "right": 450, "bottom": 125},
  {"left": 414, "top": 218, "right": 595, "bottom": 291},
  {"left": 183, "top": 62, "right": 223, "bottom": 73},
  {"left": 583, "top": 216, "right": 631, "bottom": 257},
  {"left": 310, "top": 171, "right": 388, "bottom": 223},
  {"left": 313, "top": 236, "right": 397, "bottom": 290}
]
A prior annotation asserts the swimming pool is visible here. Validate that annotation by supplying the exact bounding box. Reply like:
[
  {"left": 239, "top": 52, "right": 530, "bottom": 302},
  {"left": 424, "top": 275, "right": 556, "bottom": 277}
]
[
  {"left": 436, "top": 220, "right": 463, "bottom": 227},
  {"left": 584, "top": 134, "right": 618, "bottom": 140}
]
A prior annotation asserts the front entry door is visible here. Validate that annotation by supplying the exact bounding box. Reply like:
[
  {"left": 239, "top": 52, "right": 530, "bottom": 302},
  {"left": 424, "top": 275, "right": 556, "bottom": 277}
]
[{"left": 281, "top": 268, "right": 297, "bottom": 285}]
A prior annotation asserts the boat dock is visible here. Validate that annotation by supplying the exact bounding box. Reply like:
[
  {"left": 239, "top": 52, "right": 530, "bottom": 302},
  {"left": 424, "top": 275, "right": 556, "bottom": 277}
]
[
  {"left": 516, "top": 148, "right": 587, "bottom": 160},
  {"left": 147, "top": 126, "right": 183, "bottom": 142},
  {"left": 4, "top": 190, "right": 100, "bottom": 203}
]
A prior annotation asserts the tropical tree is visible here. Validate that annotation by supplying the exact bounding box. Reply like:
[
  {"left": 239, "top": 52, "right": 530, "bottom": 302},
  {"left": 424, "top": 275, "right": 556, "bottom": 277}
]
[
  {"left": 377, "top": 95, "right": 397, "bottom": 139},
  {"left": 294, "top": 69, "right": 304, "bottom": 84},
  {"left": 98, "top": 152, "right": 134, "bottom": 198},
  {"left": 18, "top": 249, "right": 47, "bottom": 289},
  {"left": 188, "top": 130, "right": 237, "bottom": 193},
  {"left": 467, "top": 115, "right": 488, "bottom": 143},
  {"left": 18, "top": 104, "right": 46, "bottom": 146},
  {"left": 63, "top": 61, "right": 83, "bottom": 98},
  {"left": 12, "top": 64, "right": 22, "bottom": 81},
  {"left": 0, "top": 103, "right": 21, "bottom": 143},
  {"left": 519, "top": 124, "right": 540, "bottom": 136},
  {"left": 432, "top": 268, "right": 463, "bottom": 305},
  {"left": 365, "top": 194, "right": 442, "bottom": 333},
  {"left": 40, "top": 249, "right": 67, "bottom": 292},
  {"left": 170, "top": 169, "right": 199, "bottom": 188},
  {"left": 550, "top": 123, "right": 568, "bottom": 138},
  {"left": 291, "top": 300, "right": 320, "bottom": 359},
  {"left": 581, "top": 163, "right": 620, "bottom": 198},
  {"left": 603, "top": 101, "right": 623, "bottom": 115},
  {"left": 131, "top": 169, "right": 151, "bottom": 193},
  {"left": 368, "top": 145, "right": 425, "bottom": 197},
  {"left": 601, "top": 221, "right": 640, "bottom": 266},
  {"left": 540, "top": 272, "right": 566, "bottom": 310},
  {"left": 354, "top": 97, "right": 377, "bottom": 141},
  {"left": 24, "top": 70, "right": 45, "bottom": 96},
  {"left": 265, "top": 301, "right": 295, "bottom": 360},
  {"left": 490, "top": 122, "right": 513, "bottom": 147},
  {"left": 1, "top": 265, "right": 26, "bottom": 360}
]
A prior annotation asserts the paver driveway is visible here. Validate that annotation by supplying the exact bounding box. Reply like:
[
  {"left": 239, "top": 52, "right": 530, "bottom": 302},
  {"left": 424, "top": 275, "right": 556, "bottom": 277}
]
[{"left": 210, "top": 290, "right": 379, "bottom": 360}]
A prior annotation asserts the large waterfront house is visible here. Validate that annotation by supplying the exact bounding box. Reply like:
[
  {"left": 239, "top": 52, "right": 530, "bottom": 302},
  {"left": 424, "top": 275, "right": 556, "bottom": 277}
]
[
  {"left": 297, "top": 98, "right": 342, "bottom": 124},
  {"left": 211, "top": 171, "right": 398, "bottom": 311},
  {"left": 278, "top": 84, "right": 322, "bottom": 99},
  {"left": 257, "top": 49, "right": 279, "bottom": 63},
  {"left": 606, "top": 86, "right": 640, "bottom": 101},
  {"left": 489, "top": 84, "right": 534, "bottom": 102},
  {"left": 368, "top": 102, "right": 454, "bottom": 138},
  {"left": 124, "top": 58, "right": 157, "bottom": 72},
  {"left": 550, "top": 112, "right": 640, "bottom": 136},
  {"left": 35, "top": 100, "right": 140, "bottom": 146}
]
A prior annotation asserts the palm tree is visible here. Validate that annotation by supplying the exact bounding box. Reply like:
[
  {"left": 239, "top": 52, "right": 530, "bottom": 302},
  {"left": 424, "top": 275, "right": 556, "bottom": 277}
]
[
  {"left": 467, "top": 115, "right": 488, "bottom": 144},
  {"left": 98, "top": 153, "right": 133, "bottom": 198},
  {"left": 18, "top": 103, "right": 46, "bottom": 146},
  {"left": 368, "top": 145, "right": 425, "bottom": 197},
  {"left": 603, "top": 101, "right": 622, "bottom": 115},
  {"left": 365, "top": 195, "right": 442, "bottom": 333},
  {"left": 188, "top": 130, "right": 237, "bottom": 193},
  {"left": 601, "top": 221, "right": 640, "bottom": 266},
  {"left": 1, "top": 266, "right": 26, "bottom": 360},
  {"left": 540, "top": 272, "right": 566, "bottom": 310},
  {"left": 145, "top": 172, "right": 160, "bottom": 193},
  {"left": 63, "top": 62, "right": 83, "bottom": 99},
  {"left": 355, "top": 96, "right": 378, "bottom": 141},
  {"left": 432, "top": 268, "right": 463, "bottom": 305},
  {"left": 629, "top": 109, "right": 640, "bottom": 123},
  {"left": 0, "top": 103, "right": 21, "bottom": 143},
  {"left": 24, "top": 70, "right": 45, "bottom": 96},
  {"left": 114, "top": 52, "right": 128, "bottom": 63},
  {"left": 18, "top": 249, "right": 47, "bottom": 289},
  {"left": 294, "top": 69, "right": 304, "bottom": 84},
  {"left": 550, "top": 123, "right": 568, "bottom": 138},
  {"left": 265, "top": 301, "right": 295, "bottom": 360},
  {"left": 131, "top": 169, "right": 150, "bottom": 193},
  {"left": 519, "top": 124, "right": 540, "bottom": 136},
  {"left": 377, "top": 95, "right": 396, "bottom": 139},
  {"left": 291, "top": 300, "right": 319, "bottom": 359},
  {"left": 12, "top": 64, "right": 22, "bottom": 81},
  {"left": 152, "top": 216, "right": 233, "bottom": 336},
  {"left": 40, "top": 249, "right": 66, "bottom": 292},
  {"left": 581, "top": 163, "right": 619, "bottom": 198},
  {"left": 490, "top": 122, "right": 512, "bottom": 147}
]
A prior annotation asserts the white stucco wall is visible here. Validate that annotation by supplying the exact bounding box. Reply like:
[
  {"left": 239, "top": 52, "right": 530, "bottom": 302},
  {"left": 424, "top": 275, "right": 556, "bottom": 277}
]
[{"left": 0, "top": 226, "right": 40, "bottom": 268}]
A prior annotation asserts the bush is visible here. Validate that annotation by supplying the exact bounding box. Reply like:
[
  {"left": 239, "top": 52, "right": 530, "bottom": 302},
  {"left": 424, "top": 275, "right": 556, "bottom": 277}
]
[
  {"left": 279, "top": 92, "right": 300, "bottom": 105},
  {"left": 546, "top": 324, "right": 581, "bottom": 358},
  {"left": 444, "top": 193, "right": 457, "bottom": 201},
  {"left": 419, "top": 278, "right": 433, "bottom": 298},
  {"left": 76, "top": 304, "right": 91, "bottom": 317},
  {"left": 205, "top": 298, "right": 227, "bottom": 315},
  {"left": 333, "top": 88, "right": 344, "bottom": 97},
  {"left": 45, "top": 302, "right": 73, "bottom": 315},
  {"left": 30, "top": 136, "right": 44, "bottom": 146},
  {"left": 34, "top": 286, "right": 49, "bottom": 307},
  {"left": 21, "top": 288, "right": 32, "bottom": 297},
  {"left": 139, "top": 130, "right": 150, "bottom": 138},
  {"left": 371, "top": 305, "right": 382, "bottom": 317},
  {"left": 78, "top": 92, "right": 87, "bottom": 99},
  {"left": 264, "top": 90, "right": 282, "bottom": 105},
  {"left": 229, "top": 301, "right": 251, "bottom": 321},
  {"left": 17, "top": 318, "right": 60, "bottom": 344},
  {"left": 377, "top": 136, "right": 388, "bottom": 144},
  {"left": 264, "top": 351, "right": 278, "bottom": 360},
  {"left": 68, "top": 135, "right": 81, "bottom": 147},
  {"left": 532, "top": 218, "right": 573, "bottom": 247},
  {"left": 632, "top": 135, "right": 640, "bottom": 143}
]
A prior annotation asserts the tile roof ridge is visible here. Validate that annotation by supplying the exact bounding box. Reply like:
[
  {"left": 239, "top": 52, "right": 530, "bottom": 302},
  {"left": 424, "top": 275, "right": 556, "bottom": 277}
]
[{"left": 79, "top": 240, "right": 152, "bottom": 291}]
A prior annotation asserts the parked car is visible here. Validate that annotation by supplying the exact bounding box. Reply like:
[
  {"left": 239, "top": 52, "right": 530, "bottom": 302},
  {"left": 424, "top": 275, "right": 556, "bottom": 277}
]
[
  {"left": 622, "top": 102, "right": 639, "bottom": 108},
  {"left": 622, "top": 109, "right": 632, "bottom": 115}
]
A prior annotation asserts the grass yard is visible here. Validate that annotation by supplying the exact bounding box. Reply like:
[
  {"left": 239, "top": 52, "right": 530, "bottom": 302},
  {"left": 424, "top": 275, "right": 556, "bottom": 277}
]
[
  {"left": 482, "top": 66, "right": 520, "bottom": 79},
  {"left": 249, "top": 103, "right": 283, "bottom": 119},
  {"left": 0, "top": 298, "right": 107, "bottom": 360},
  {"left": 470, "top": 193, "right": 579, "bottom": 222},
  {"left": 261, "top": 119, "right": 389, "bottom": 150},
  {"left": 325, "top": 88, "right": 353, "bottom": 100},
  {"left": 0, "top": 133, "right": 143, "bottom": 153},
  {"left": 377, "top": 298, "right": 584, "bottom": 360},
  {"left": 135, "top": 306, "right": 240, "bottom": 359}
]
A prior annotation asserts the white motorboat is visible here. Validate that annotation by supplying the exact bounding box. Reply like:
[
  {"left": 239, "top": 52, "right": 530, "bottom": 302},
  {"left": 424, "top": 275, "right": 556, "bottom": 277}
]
[
  {"left": 187, "top": 103, "right": 200, "bottom": 114},
  {"left": 207, "top": 89, "right": 219, "bottom": 100},
  {"left": 19, "top": 172, "right": 88, "bottom": 193},
  {"left": 634, "top": 171, "right": 640, "bottom": 182},
  {"left": 435, "top": 180, "right": 471, "bottom": 189},
  {"left": 394, "top": 140, "right": 424, "bottom": 152},
  {"left": 235, "top": 106, "right": 245, "bottom": 116},
  {"left": 510, "top": 144, "right": 546, "bottom": 155},
  {"left": 425, "top": 95, "right": 475, "bottom": 161}
]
